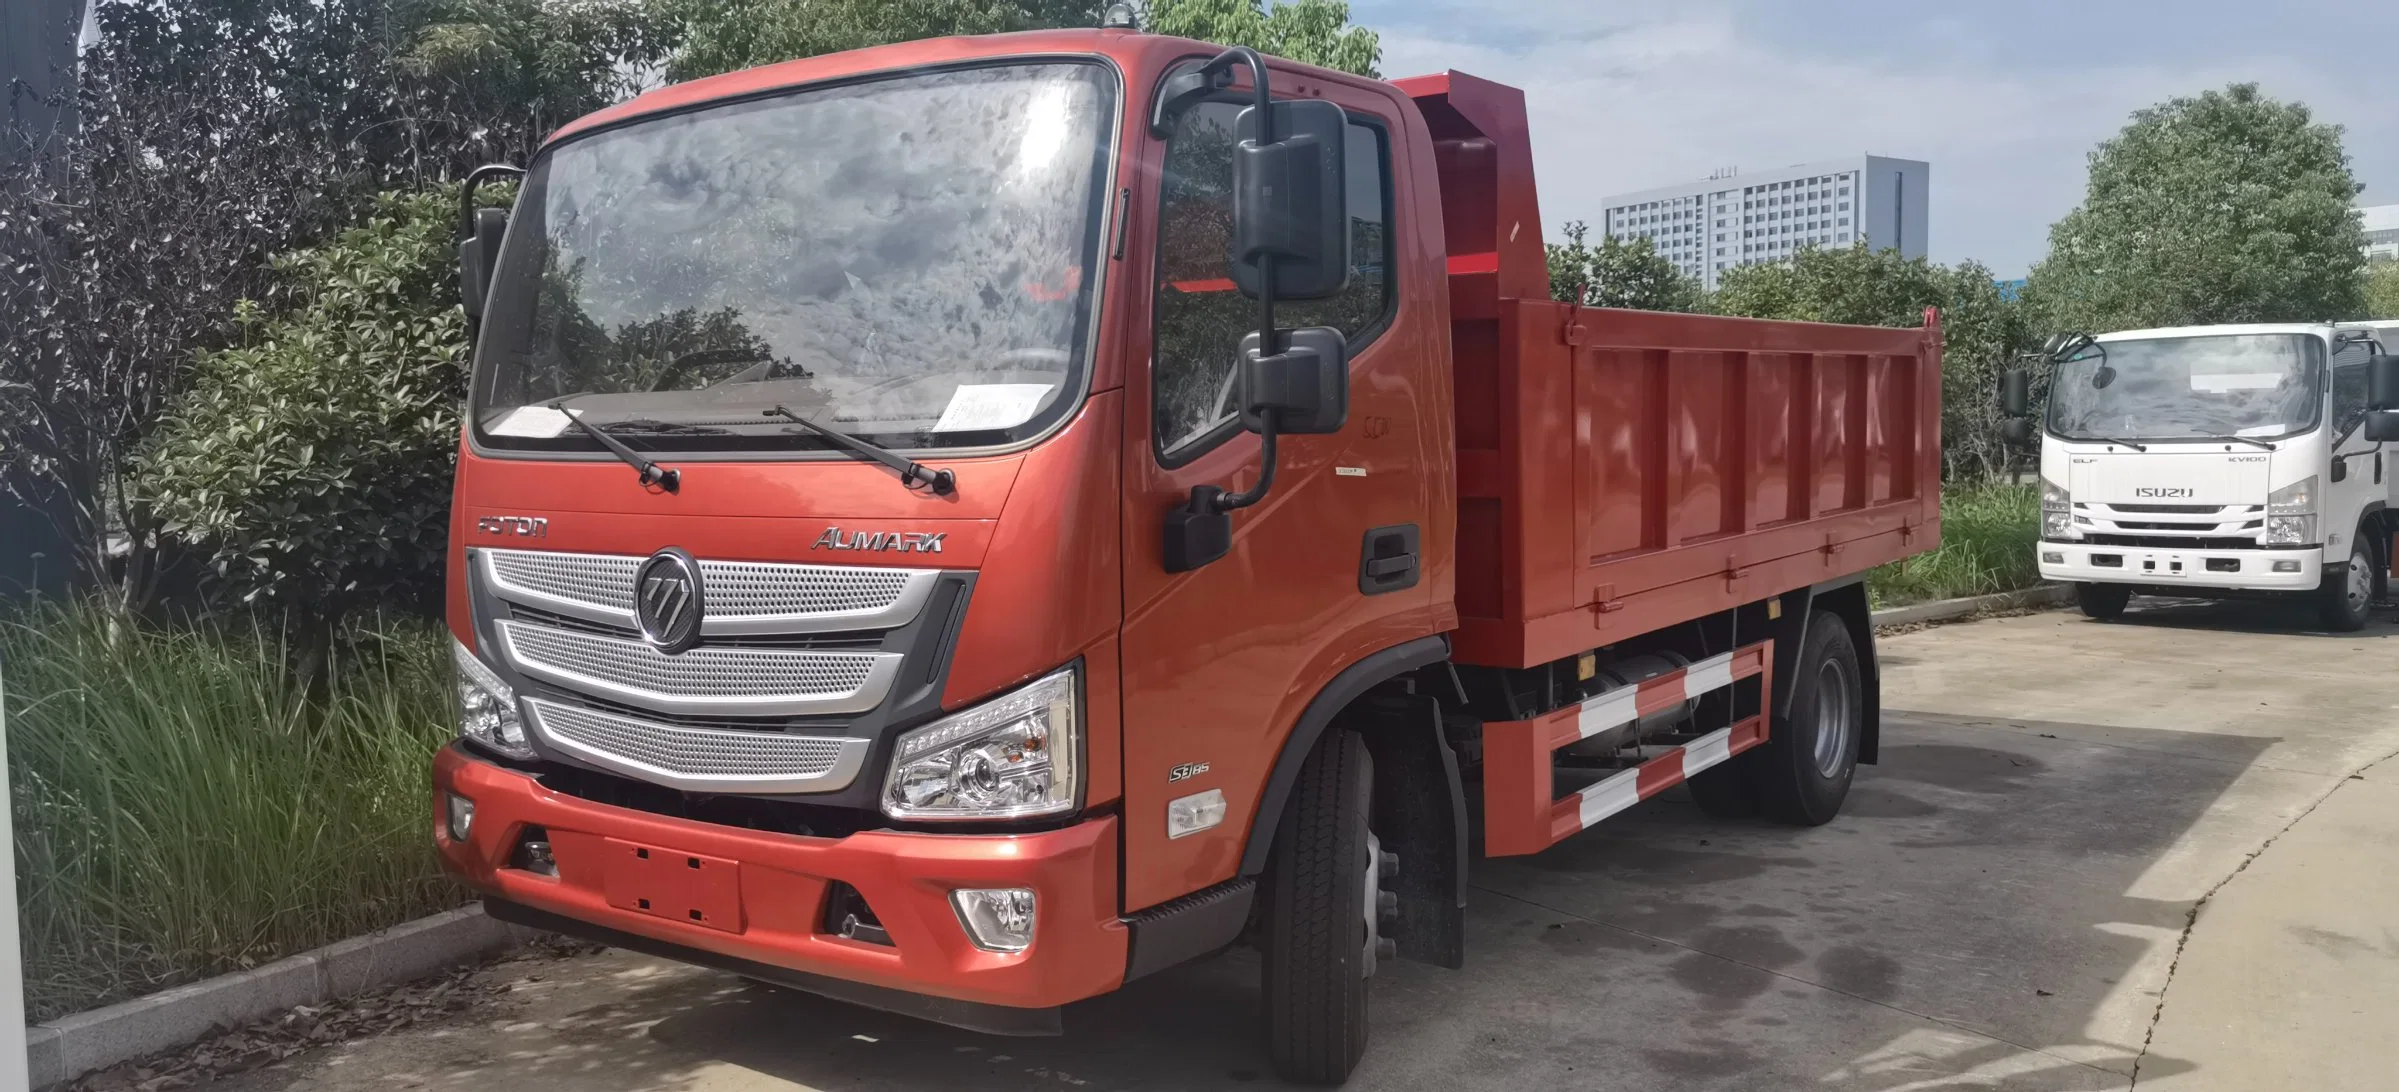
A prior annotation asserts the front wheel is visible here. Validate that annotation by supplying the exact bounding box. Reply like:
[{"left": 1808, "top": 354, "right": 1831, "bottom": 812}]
[
  {"left": 2317, "top": 541, "right": 2373, "bottom": 632},
  {"left": 2076, "top": 582, "right": 2131, "bottom": 621},
  {"left": 1755, "top": 615, "right": 1865, "bottom": 826},
  {"left": 1260, "top": 730, "right": 1378, "bottom": 1085}
]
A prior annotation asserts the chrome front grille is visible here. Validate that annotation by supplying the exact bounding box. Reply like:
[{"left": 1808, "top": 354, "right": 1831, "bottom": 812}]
[
  {"left": 524, "top": 698, "right": 869, "bottom": 793},
  {"left": 495, "top": 620, "right": 901, "bottom": 717},
  {"left": 480, "top": 549, "right": 935, "bottom": 635},
  {"left": 2072, "top": 503, "right": 2264, "bottom": 538}
]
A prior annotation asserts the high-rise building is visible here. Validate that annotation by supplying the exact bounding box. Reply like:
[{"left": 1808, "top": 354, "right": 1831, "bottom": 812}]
[
  {"left": 1599, "top": 156, "right": 1930, "bottom": 292},
  {"left": 2361, "top": 203, "right": 2399, "bottom": 263}
]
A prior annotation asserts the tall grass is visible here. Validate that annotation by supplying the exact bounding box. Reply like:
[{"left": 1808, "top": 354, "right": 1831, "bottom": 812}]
[
  {"left": 4, "top": 602, "right": 461, "bottom": 1022},
  {"left": 1869, "top": 482, "right": 2041, "bottom": 607}
]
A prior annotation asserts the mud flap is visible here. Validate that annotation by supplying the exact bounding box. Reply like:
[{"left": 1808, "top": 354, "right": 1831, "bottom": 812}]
[{"left": 1350, "top": 693, "right": 1467, "bottom": 969}]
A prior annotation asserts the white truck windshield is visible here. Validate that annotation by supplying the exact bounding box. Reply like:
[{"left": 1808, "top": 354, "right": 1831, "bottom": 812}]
[
  {"left": 2047, "top": 333, "right": 2324, "bottom": 443},
  {"left": 471, "top": 62, "right": 1117, "bottom": 454}
]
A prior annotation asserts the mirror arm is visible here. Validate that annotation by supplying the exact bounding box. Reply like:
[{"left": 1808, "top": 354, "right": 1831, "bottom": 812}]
[
  {"left": 459, "top": 163, "right": 526, "bottom": 237},
  {"left": 1214, "top": 413, "right": 1280, "bottom": 512}
]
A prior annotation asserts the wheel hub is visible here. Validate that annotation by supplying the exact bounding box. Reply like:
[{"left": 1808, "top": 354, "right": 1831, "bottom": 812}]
[{"left": 1812, "top": 656, "right": 1857, "bottom": 777}]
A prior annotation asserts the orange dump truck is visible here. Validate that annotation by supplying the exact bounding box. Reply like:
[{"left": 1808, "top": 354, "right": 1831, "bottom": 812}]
[{"left": 433, "top": 28, "right": 1942, "bottom": 1083}]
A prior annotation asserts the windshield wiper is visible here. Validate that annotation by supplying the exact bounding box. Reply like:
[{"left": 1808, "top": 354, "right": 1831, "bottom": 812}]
[
  {"left": 2194, "top": 434, "right": 2276, "bottom": 451},
  {"left": 599, "top": 418, "right": 733, "bottom": 435},
  {"left": 2086, "top": 436, "right": 2149, "bottom": 451},
  {"left": 552, "top": 405, "right": 681, "bottom": 492},
  {"left": 764, "top": 404, "right": 955, "bottom": 496}
]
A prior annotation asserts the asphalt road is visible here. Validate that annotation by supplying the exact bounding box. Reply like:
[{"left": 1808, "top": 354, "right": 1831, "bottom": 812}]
[{"left": 219, "top": 595, "right": 2399, "bottom": 1091}]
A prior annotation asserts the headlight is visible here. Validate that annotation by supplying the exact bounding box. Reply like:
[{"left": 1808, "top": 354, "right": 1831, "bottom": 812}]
[
  {"left": 452, "top": 635, "right": 535, "bottom": 759},
  {"left": 2262, "top": 476, "right": 2318, "bottom": 546},
  {"left": 2041, "top": 478, "right": 2073, "bottom": 539},
  {"left": 884, "top": 666, "right": 1080, "bottom": 821}
]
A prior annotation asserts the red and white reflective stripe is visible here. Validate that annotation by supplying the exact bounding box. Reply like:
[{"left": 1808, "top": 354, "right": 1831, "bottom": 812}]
[
  {"left": 1480, "top": 640, "right": 1772, "bottom": 858},
  {"left": 1571, "top": 650, "right": 1735, "bottom": 741},
  {"left": 1575, "top": 724, "right": 1742, "bottom": 828}
]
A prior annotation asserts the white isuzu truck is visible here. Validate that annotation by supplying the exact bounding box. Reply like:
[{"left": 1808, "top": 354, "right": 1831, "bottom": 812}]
[{"left": 2002, "top": 323, "right": 2399, "bottom": 630}]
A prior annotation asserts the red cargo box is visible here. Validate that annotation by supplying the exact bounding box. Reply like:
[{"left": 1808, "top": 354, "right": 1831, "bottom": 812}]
[{"left": 1450, "top": 303, "right": 1943, "bottom": 668}]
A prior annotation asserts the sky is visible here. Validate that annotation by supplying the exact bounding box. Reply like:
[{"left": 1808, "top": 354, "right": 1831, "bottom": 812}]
[{"left": 1352, "top": 0, "right": 2399, "bottom": 278}]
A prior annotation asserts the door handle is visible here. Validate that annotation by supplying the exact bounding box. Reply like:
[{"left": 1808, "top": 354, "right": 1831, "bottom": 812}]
[{"left": 1358, "top": 524, "right": 1421, "bottom": 595}]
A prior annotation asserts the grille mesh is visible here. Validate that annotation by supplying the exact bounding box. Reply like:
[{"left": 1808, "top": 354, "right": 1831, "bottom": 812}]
[
  {"left": 500, "top": 621, "right": 880, "bottom": 698},
  {"left": 527, "top": 699, "right": 850, "bottom": 782},
  {"left": 485, "top": 550, "right": 916, "bottom": 620}
]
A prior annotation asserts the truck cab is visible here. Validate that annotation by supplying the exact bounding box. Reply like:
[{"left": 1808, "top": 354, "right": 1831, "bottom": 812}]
[{"left": 2013, "top": 323, "right": 2399, "bottom": 629}]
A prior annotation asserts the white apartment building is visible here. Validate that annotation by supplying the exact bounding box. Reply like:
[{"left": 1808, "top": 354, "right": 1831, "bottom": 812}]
[
  {"left": 2362, "top": 203, "right": 2399, "bottom": 263},
  {"left": 1600, "top": 155, "right": 1931, "bottom": 291}
]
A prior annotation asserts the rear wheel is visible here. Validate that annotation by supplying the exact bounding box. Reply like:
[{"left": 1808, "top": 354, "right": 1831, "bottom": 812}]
[
  {"left": 1755, "top": 616, "right": 1864, "bottom": 826},
  {"left": 2316, "top": 540, "right": 2373, "bottom": 632},
  {"left": 2076, "top": 582, "right": 2131, "bottom": 621},
  {"left": 1261, "top": 730, "right": 1377, "bottom": 1085}
]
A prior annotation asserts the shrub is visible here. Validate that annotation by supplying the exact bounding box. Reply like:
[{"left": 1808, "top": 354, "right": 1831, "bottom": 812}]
[{"left": 140, "top": 189, "right": 469, "bottom": 625}]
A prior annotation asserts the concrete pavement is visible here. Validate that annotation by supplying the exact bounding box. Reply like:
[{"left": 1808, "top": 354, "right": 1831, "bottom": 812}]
[{"left": 209, "top": 595, "right": 2399, "bottom": 1091}]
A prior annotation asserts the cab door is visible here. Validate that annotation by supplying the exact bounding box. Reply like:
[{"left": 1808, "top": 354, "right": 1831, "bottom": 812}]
[
  {"left": 2327, "top": 339, "right": 2388, "bottom": 566},
  {"left": 1115, "top": 68, "right": 1448, "bottom": 912}
]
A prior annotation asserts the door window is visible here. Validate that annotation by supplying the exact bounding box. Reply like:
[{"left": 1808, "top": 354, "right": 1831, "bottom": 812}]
[
  {"left": 1151, "top": 100, "right": 1394, "bottom": 460},
  {"left": 2332, "top": 347, "right": 2370, "bottom": 441}
]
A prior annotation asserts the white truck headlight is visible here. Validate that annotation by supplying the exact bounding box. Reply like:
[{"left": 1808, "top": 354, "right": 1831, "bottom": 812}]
[
  {"left": 2263, "top": 476, "right": 2317, "bottom": 546},
  {"left": 452, "top": 635, "right": 535, "bottom": 759},
  {"left": 884, "top": 666, "right": 1080, "bottom": 821},
  {"left": 2041, "top": 478, "right": 2073, "bottom": 539}
]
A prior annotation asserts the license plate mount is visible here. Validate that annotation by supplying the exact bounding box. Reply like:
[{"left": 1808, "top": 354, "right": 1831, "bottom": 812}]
[{"left": 600, "top": 838, "right": 744, "bottom": 933}]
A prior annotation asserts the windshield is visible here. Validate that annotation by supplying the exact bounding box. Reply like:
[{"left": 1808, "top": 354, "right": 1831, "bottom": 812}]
[
  {"left": 471, "top": 62, "right": 1118, "bottom": 454},
  {"left": 2046, "top": 333, "right": 2325, "bottom": 442}
]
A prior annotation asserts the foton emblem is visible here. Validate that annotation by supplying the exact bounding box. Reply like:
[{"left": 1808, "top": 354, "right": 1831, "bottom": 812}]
[
  {"left": 812, "top": 527, "right": 945, "bottom": 554},
  {"left": 477, "top": 515, "right": 548, "bottom": 537},
  {"left": 2134, "top": 487, "right": 2195, "bottom": 499}
]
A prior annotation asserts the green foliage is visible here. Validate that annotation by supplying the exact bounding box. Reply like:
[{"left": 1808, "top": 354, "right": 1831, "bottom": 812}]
[
  {"left": 2028, "top": 83, "right": 2366, "bottom": 333},
  {"left": 398, "top": 0, "right": 676, "bottom": 132},
  {"left": 663, "top": 0, "right": 1097, "bottom": 80},
  {"left": 6, "top": 602, "right": 457, "bottom": 1022},
  {"left": 1545, "top": 222, "right": 1702, "bottom": 312},
  {"left": 1714, "top": 244, "right": 2029, "bottom": 481},
  {"left": 1867, "top": 482, "right": 2040, "bottom": 607},
  {"left": 139, "top": 190, "right": 471, "bottom": 622},
  {"left": 1146, "top": 0, "right": 1381, "bottom": 76},
  {"left": 2366, "top": 261, "right": 2399, "bottom": 321}
]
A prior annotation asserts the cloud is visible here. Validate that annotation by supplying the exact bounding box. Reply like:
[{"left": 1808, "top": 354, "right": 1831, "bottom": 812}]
[{"left": 1359, "top": 1, "right": 2399, "bottom": 277}]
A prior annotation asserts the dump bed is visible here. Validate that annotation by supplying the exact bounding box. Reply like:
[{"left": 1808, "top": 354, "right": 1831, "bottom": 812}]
[
  {"left": 1451, "top": 304, "right": 1941, "bottom": 667},
  {"left": 1395, "top": 71, "right": 1942, "bottom": 670}
]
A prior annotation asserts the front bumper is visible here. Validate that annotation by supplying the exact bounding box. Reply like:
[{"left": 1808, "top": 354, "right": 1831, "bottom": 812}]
[
  {"left": 433, "top": 746, "right": 1128, "bottom": 1020},
  {"left": 2038, "top": 542, "right": 2323, "bottom": 592}
]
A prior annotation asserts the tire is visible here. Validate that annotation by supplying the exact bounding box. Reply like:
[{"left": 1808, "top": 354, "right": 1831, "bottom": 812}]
[
  {"left": 1754, "top": 615, "right": 1865, "bottom": 827},
  {"left": 1685, "top": 756, "right": 1762, "bottom": 818},
  {"left": 2076, "top": 582, "right": 2131, "bottom": 621},
  {"left": 1261, "top": 730, "right": 1375, "bottom": 1085},
  {"left": 2316, "top": 540, "right": 2373, "bottom": 632}
]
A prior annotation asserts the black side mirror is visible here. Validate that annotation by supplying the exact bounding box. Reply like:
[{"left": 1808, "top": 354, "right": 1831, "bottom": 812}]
[
  {"left": 456, "top": 163, "right": 526, "bottom": 322},
  {"left": 2001, "top": 418, "right": 2033, "bottom": 446},
  {"left": 1999, "top": 369, "right": 2030, "bottom": 418},
  {"left": 457, "top": 207, "right": 508, "bottom": 320},
  {"left": 1238, "top": 328, "right": 1348, "bottom": 435},
  {"left": 1231, "top": 98, "right": 1351, "bottom": 302},
  {"left": 2366, "top": 410, "right": 2399, "bottom": 443},
  {"left": 2369, "top": 354, "right": 2399, "bottom": 411}
]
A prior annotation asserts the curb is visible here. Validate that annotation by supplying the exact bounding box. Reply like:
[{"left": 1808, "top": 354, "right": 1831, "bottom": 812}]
[
  {"left": 1871, "top": 583, "right": 2072, "bottom": 628},
  {"left": 26, "top": 904, "right": 543, "bottom": 1090}
]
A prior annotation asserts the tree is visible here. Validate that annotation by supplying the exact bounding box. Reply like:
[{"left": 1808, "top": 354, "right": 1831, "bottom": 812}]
[
  {"left": 1715, "top": 245, "right": 2029, "bottom": 480},
  {"left": 2367, "top": 261, "right": 2399, "bottom": 321},
  {"left": 1545, "top": 222, "right": 1701, "bottom": 312},
  {"left": 2028, "top": 83, "right": 2365, "bottom": 333},
  {"left": 0, "top": 0, "right": 664, "bottom": 604},
  {"left": 1145, "top": 0, "right": 1381, "bottom": 76},
  {"left": 140, "top": 190, "right": 469, "bottom": 638},
  {"left": 664, "top": 0, "right": 1097, "bottom": 80}
]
